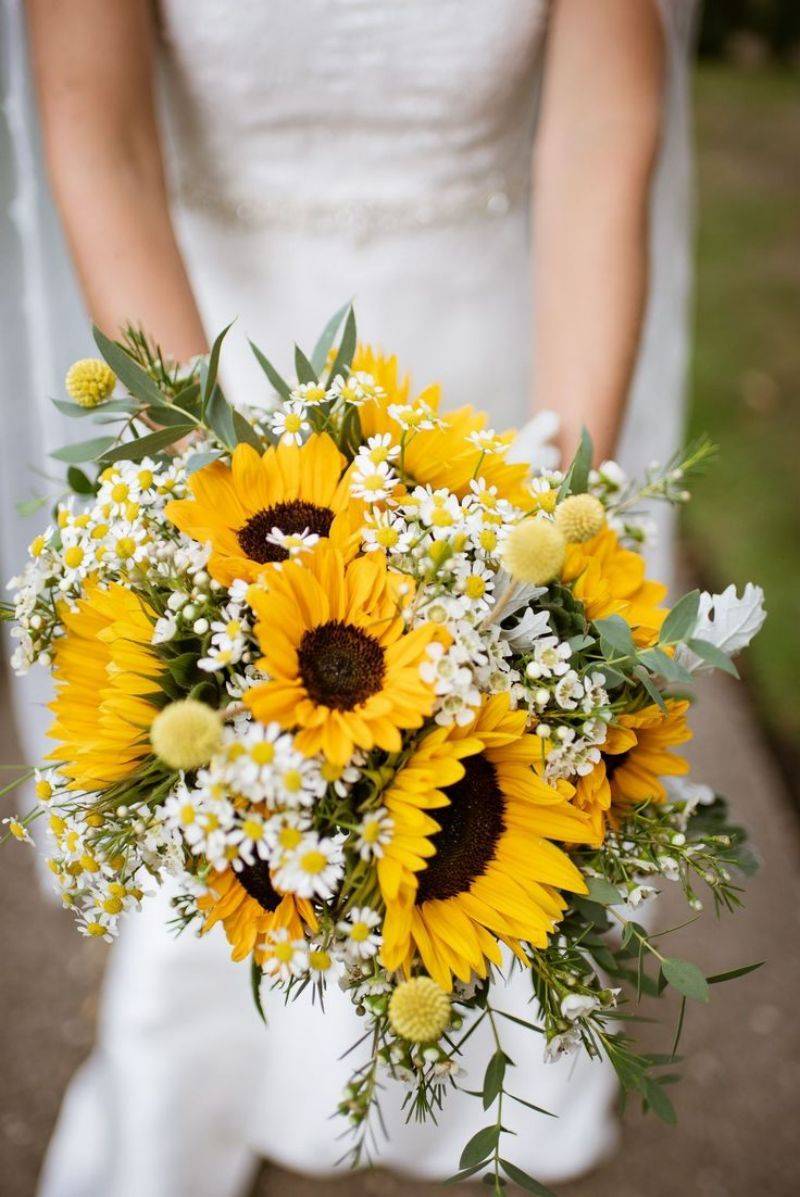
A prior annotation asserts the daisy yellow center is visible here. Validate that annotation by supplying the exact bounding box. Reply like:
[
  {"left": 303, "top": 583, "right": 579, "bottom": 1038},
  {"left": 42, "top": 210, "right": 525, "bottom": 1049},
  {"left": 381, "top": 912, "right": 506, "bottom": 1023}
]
[
  {"left": 283, "top": 413, "right": 303, "bottom": 433},
  {"left": 416, "top": 753, "right": 506, "bottom": 903},
  {"left": 300, "top": 849, "right": 327, "bottom": 875},
  {"left": 298, "top": 620, "right": 385, "bottom": 711},
  {"left": 350, "top": 921, "right": 371, "bottom": 942},
  {"left": 251, "top": 742, "right": 275, "bottom": 765},
  {"left": 237, "top": 860, "right": 282, "bottom": 912},
  {"left": 278, "top": 826, "right": 303, "bottom": 851},
  {"left": 236, "top": 500, "right": 334, "bottom": 564},
  {"left": 273, "top": 940, "right": 295, "bottom": 962},
  {"left": 309, "top": 948, "right": 331, "bottom": 971}
]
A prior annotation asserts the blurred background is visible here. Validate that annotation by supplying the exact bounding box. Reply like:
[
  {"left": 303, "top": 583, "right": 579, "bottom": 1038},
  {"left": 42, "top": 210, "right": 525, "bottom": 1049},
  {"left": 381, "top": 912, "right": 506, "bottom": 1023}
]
[{"left": 1, "top": 2, "right": 799, "bottom": 1195}]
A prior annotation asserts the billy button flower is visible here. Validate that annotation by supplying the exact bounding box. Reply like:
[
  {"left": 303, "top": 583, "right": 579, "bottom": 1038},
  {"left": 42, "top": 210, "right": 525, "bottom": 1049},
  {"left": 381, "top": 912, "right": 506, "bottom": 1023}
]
[{"left": 65, "top": 359, "right": 116, "bottom": 408}]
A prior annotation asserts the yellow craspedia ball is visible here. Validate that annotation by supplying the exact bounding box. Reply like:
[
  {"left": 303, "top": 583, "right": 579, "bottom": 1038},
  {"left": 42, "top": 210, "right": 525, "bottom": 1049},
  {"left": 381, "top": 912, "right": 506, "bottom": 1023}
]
[
  {"left": 554, "top": 494, "right": 606, "bottom": 544},
  {"left": 150, "top": 699, "right": 222, "bottom": 771},
  {"left": 388, "top": 976, "right": 451, "bottom": 1043},
  {"left": 501, "top": 518, "right": 566, "bottom": 586},
  {"left": 65, "top": 358, "right": 116, "bottom": 408}
]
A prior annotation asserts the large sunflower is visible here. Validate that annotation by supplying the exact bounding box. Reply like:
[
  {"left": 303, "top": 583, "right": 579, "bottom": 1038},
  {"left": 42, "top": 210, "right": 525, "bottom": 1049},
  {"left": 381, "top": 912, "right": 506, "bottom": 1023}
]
[
  {"left": 562, "top": 527, "right": 668, "bottom": 647},
  {"left": 165, "top": 434, "right": 360, "bottom": 585},
  {"left": 198, "top": 861, "right": 315, "bottom": 964},
  {"left": 573, "top": 699, "right": 692, "bottom": 838},
  {"left": 47, "top": 581, "right": 161, "bottom": 791},
  {"left": 245, "top": 543, "right": 445, "bottom": 765},
  {"left": 379, "top": 695, "right": 595, "bottom": 991},
  {"left": 353, "top": 346, "right": 533, "bottom": 508}
]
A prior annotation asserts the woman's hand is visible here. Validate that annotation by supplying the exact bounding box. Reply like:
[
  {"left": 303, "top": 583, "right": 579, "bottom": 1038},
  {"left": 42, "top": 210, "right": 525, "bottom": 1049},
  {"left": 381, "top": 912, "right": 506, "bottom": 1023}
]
[
  {"left": 26, "top": 0, "right": 207, "bottom": 361},
  {"left": 532, "top": 0, "right": 666, "bottom": 464}
]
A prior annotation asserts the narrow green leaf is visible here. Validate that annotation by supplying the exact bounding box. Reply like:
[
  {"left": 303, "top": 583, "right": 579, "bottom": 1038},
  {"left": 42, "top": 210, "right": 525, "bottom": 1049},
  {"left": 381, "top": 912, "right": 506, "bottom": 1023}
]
[
  {"left": 687, "top": 638, "right": 740, "bottom": 678},
  {"left": 172, "top": 382, "right": 202, "bottom": 416},
  {"left": 638, "top": 647, "right": 694, "bottom": 685},
  {"left": 232, "top": 409, "right": 264, "bottom": 450},
  {"left": 500, "top": 1159, "right": 558, "bottom": 1196},
  {"left": 557, "top": 427, "right": 593, "bottom": 499},
  {"left": 443, "top": 1163, "right": 487, "bottom": 1186},
  {"left": 707, "top": 961, "right": 764, "bottom": 985},
  {"left": 15, "top": 496, "right": 48, "bottom": 517},
  {"left": 661, "top": 956, "right": 709, "bottom": 1003},
  {"left": 595, "top": 614, "right": 636, "bottom": 659},
  {"left": 642, "top": 1078, "right": 677, "bottom": 1125},
  {"left": 51, "top": 436, "right": 116, "bottom": 464},
  {"left": 201, "top": 322, "right": 234, "bottom": 415},
  {"left": 145, "top": 402, "right": 198, "bottom": 427},
  {"left": 205, "top": 386, "right": 236, "bottom": 448},
  {"left": 250, "top": 959, "right": 267, "bottom": 1024},
  {"left": 294, "top": 343, "right": 318, "bottom": 385},
  {"left": 51, "top": 397, "right": 139, "bottom": 418},
  {"left": 66, "top": 466, "right": 96, "bottom": 495},
  {"left": 586, "top": 877, "right": 622, "bottom": 906},
  {"left": 506, "top": 1092, "right": 556, "bottom": 1118},
  {"left": 186, "top": 450, "right": 224, "bottom": 475},
  {"left": 660, "top": 590, "right": 700, "bottom": 645},
  {"left": 100, "top": 425, "right": 194, "bottom": 464},
  {"left": 482, "top": 1050, "right": 508, "bottom": 1109},
  {"left": 311, "top": 299, "right": 352, "bottom": 374},
  {"left": 93, "top": 326, "right": 167, "bottom": 407},
  {"left": 326, "top": 306, "right": 357, "bottom": 384},
  {"left": 249, "top": 340, "right": 292, "bottom": 401},
  {"left": 633, "top": 664, "right": 668, "bottom": 712},
  {"left": 459, "top": 1125, "right": 500, "bottom": 1170}
]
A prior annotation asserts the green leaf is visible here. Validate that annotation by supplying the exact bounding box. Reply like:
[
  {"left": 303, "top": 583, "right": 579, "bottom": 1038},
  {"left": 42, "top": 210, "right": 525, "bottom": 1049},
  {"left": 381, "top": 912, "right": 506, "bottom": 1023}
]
[
  {"left": 687, "top": 638, "right": 740, "bottom": 678},
  {"left": 66, "top": 466, "right": 96, "bottom": 495},
  {"left": 558, "top": 427, "right": 593, "bottom": 499},
  {"left": 599, "top": 664, "right": 626, "bottom": 690},
  {"left": 145, "top": 402, "right": 198, "bottom": 427},
  {"left": 51, "top": 436, "right": 116, "bottom": 464},
  {"left": 93, "top": 326, "right": 167, "bottom": 408},
  {"left": 250, "top": 959, "right": 267, "bottom": 1024},
  {"left": 201, "top": 322, "right": 234, "bottom": 416},
  {"left": 633, "top": 664, "right": 668, "bottom": 712},
  {"left": 500, "top": 1159, "right": 558, "bottom": 1196},
  {"left": 586, "top": 877, "right": 623, "bottom": 906},
  {"left": 459, "top": 1125, "right": 501, "bottom": 1170},
  {"left": 638, "top": 647, "right": 695, "bottom": 686},
  {"left": 51, "top": 396, "right": 139, "bottom": 418},
  {"left": 595, "top": 614, "right": 636, "bottom": 660},
  {"left": 506, "top": 1092, "right": 556, "bottom": 1118},
  {"left": 707, "top": 961, "right": 764, "bottom": 985},
  {"left": 16, "top": 495, "right": 49, "bottom": 517},
  {"left": 482, "top": 1050, "right": 509, "bottom": 1109},
  {"left": 232, "top": 409, "right": 264, "bottom": 450},
  {"left": 294, "top": 344, "right": 318, "bottom": 385},
  {"left": 249, "top": 340, "right": 292, "bottom": 401},
  {"left": 326, "top": 306, "right": 357, "bottom": 384},
  {"left": 205, "top": 386, "right": 236, "bottom": 447},
  {"left": 661, "top": 956, "right": 709, "bottom": 1003},
  {"left": 186, "top": 450, "right": 224, "bottom": 475},
  {"left": 100, "top": 425, "right": 194, "bottom": 464},
  {"left": 642, "top": 1078, "right": 677, "bottom": 1125},
  {"left": 311, "top": 299, "right": 352, "bottom": 374},
  {"left": 660, "top": 590, "right": 700, "bottom": 645},
  {"left": 172, "top": 382, "right": 202, "bottom": 416},
  {"left": 443, "top": 1163, "right": 487, "bottom": 1186}
]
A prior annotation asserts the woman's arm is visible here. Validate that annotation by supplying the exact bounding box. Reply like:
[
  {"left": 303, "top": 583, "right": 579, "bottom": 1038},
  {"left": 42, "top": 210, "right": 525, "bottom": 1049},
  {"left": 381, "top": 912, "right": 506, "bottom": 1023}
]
[
  {"left": 26, "top": 0, "right": 207, "bottom": 360},
  {"left": 532, "top": 0, "right": 666, "bottom": 463}
]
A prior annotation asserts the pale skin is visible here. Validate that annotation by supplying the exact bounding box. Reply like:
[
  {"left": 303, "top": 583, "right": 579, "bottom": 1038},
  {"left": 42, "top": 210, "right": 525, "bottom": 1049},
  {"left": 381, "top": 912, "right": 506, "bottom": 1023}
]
[{"left": 27, "top": 0, "right": 665, "bottom": 463}]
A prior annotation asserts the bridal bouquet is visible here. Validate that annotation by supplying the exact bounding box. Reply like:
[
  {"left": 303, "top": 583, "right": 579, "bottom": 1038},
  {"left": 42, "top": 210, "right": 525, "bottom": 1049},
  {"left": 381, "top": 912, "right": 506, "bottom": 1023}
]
[{"left": 3, "top": 308, "right": 765, "bottom": 1192}]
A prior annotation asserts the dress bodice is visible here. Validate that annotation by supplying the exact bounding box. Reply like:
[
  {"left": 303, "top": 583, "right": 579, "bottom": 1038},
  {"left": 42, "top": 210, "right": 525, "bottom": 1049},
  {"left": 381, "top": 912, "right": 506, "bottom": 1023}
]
[{"left": 158, "top": 0, "right": 549, "bottom": 235}]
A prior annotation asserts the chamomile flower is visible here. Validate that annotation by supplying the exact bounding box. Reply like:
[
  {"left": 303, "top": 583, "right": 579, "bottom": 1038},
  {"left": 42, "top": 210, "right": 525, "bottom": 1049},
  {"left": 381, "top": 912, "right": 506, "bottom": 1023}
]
[
  {"left": 355, "top": 807, "right": 393, "bottom": 860},
  {"left": 262, "top": 928, "right": 308, "bottom": 981},
  {"left": 350, "top": 460, "right": 398, "bottom": 503},
  {"left": 362, "top": 510, "right": 413, "bottom": 555},
  {"left": 273, "top": 833, "right": 343, "bottom": 899},
  {"left": 270, "top": 401, "right": 311, "bottom": 445},
  {"left": 387, "top": 401, "right": 439, "bottom": 432},
  {"left": 230, "top": 810, "right": 272, "bottom": 868},
  {"left": 360, "top": 433, "right": 400, "bottom": 465},
  {"left": 337, "top": 907, "right": 382, "bottom": 961},
  {"left": 290, "top": 381, "right": 328, "bottom": 406},
  {"left": 2, "top": 816, "right": 33, "bottom": 845},
  {"left": 265, "top": 527, "right": 320, "bottom": 559},
  {"left": 307, "top": 945, "right": 335, "bottom": 977}
]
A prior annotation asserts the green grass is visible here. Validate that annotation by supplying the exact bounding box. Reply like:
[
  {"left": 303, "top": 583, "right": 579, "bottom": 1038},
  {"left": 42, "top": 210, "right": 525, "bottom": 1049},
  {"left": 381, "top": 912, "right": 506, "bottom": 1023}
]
[{"left": 685, "top": 64, "right": 800, "bottom": 746}]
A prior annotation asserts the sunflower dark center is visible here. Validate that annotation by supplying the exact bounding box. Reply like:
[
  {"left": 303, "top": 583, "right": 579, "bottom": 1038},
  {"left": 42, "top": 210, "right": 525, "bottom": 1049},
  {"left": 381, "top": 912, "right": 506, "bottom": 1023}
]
[
  {"left": 236, "top": 500, "right": 334, "bottom": 563},
  {"left": 416, "top": 753, "right": 506, "bottom": 903},
  {"left": 297, "top": 620, "right": 385, "bottom": 711},
  {"left": 604, "top": 751, "right": 630, "bottom": 780},
  {"left": 236, "top": 859, "right": 282, "bottom": 912}
]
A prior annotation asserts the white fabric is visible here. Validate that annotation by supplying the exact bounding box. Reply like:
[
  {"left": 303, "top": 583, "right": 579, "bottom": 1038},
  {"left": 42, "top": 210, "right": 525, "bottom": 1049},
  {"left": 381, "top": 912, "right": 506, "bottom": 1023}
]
[{"left": 0, "top": 2, "right": 697, "bottom": 1194}]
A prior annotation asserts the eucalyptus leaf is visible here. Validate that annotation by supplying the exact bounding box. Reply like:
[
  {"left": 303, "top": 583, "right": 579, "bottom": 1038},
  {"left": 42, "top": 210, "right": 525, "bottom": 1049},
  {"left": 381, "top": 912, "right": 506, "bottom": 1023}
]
[
  {"left": 595, "top": 614, "right": 636, "bottom": 660},
  {"left": 459, "top": 1125, "right": 500, "bottom": 1170},
  {"left": 15, "top": 496, "right": 49, "bottom": 517},
  {"left": 558, "top": 427, "right": 593, "bottom": 499},
  {"left": 326, "top": 306, "right": 357, "bottom": 383},
  {"left": 66, "top": 466, "right": 96, "bottom": 496},
  {"left": 51, "top": 397, "right": 139, "bottom": 418},
  {"left": 232, "top": 409, "right": 264, "bottom": 450},
  {"left": 686, "top": 638, "right": 740, "bottom": 678},
  {"left": 249, "top": 340, "right": 292, "bottom": 401},
  {"left": 51, "top": 436, "right": 116, "bottom": 464},
  {"left": 201, "top": 322, "right": 234, "bottom": 415},
  {"left": 660, "top": 590, "right": 700, "bottom": 645},
  {"left": 707, "top": 961, "right": 764, "bottom": 985},
  {"left": 586, "top": 877, "right": 623, "bottom": 906},
  {"left": 482, "top": 1050, "right": 508, "bottom": 1109},
  {"left": 311, "top": 299, "right": 352, "bottom": 374},
  {"left": 294, "top": 344, "right": 318, "bottom": 385},
  {"left": 93, "top": 326, "right": 167, "bottom": 408},
  {"left": 661, "top": 956, "right": 709, "bottom": 1003},
  {"left": 172, "top": 381, "right": 202, "bottom": 415},
  {"left": 638, "top": 647, "right": 695, "bottom": 686},
  {"left": 186, "top": 450, "right": 224, "bottom": 475},
  {"left": 100, "top": 425, "right": 194, "bottom": 464},
  {"left": 633, "top": 665, "right": 668, "bottom": 712},
  {"left": 500, "top": 1160, "right": 558, "bottom": 1196}
]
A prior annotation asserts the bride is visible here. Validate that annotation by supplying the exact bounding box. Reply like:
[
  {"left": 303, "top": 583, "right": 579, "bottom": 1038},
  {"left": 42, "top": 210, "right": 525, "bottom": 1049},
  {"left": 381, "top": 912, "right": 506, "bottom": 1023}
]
[{"left": 5, "top": 1, "right": 696, "bottom": 1194}]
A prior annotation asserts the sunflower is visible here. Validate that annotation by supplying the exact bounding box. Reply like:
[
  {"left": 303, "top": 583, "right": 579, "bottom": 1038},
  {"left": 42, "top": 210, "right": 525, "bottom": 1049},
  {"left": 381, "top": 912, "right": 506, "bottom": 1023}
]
[
  {"left": 352, "top": 346, "right": 533, "bottom": 508},
  {"left": 245, "top": 543, "right": 446, "bottom": 765},
  {"left": 573, "top": 699, "right": 692, "bottom": 838},
  {"left": 198, "top": 861, "right": 315, "bottom": 964},
  {"left": 562, "top": 527, "right": 668, "bottom": 647},
  {"left": 47, "top": 581, "right": 161, "bottom": 791},
  {"left": 165, "top": 434, "right": 361, "bottom": 585},
  {"left": 378, "top": 695, "right": 595, "bottom": 991}
]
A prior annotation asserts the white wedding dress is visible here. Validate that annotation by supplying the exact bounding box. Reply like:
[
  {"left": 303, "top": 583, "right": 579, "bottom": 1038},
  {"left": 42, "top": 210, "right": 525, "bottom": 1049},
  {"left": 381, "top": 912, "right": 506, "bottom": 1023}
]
[{"left": 0, "top": 3, "right": 698, "bottom": 1194}]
